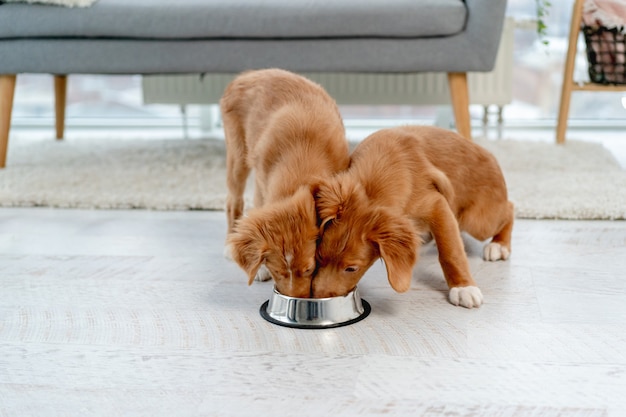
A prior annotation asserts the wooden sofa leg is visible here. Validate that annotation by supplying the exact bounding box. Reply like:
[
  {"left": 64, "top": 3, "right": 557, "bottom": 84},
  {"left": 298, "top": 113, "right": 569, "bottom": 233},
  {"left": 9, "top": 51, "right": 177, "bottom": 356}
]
[
  {"left": 54, "top": 75, "right": 67, "bottom": 140},
  {"left": 447, "top": 72, "right": 472, "bottom": 140},
  {"left": 0, "top": 74, "right": 17, "bottom": 169}
]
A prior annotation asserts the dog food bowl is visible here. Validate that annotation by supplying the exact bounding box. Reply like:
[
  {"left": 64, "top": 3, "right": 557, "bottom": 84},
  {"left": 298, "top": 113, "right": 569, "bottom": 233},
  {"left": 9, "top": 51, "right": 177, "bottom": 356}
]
[{"left": 260, "top": 287, "right": 370, "bottom": 329}]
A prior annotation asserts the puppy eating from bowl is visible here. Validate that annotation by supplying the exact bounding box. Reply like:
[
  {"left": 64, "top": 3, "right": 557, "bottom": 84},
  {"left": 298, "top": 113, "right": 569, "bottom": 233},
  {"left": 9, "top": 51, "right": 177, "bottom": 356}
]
[
  {"left": 221, "top": 68, "right": 350, "bottom": 298},
  {"left": 312, "top": 125, "right": 514, "bottom": 308}
]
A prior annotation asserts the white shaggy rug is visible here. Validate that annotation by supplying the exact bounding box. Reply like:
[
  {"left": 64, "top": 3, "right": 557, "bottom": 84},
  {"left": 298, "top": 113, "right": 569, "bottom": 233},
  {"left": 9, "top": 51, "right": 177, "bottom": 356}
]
[{"left": 1, "top": 136, "right": 625, "bottom": 220}]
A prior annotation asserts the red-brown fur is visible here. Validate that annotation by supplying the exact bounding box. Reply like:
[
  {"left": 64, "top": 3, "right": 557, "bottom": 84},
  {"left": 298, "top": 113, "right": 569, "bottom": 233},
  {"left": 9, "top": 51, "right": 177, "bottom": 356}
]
[
  {"left": 313, "top": 125, "right": 514, "bottom": 308},
  {"left": 221, "top": 69, "right": 350, "bottom": 298}
]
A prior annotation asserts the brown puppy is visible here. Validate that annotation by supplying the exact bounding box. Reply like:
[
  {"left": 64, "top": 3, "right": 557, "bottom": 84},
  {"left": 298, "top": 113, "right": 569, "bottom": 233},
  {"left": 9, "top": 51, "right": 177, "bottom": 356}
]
[
  {"left": 313, "top": 125, "right": 514, "bottom": 308},
  {"left": 221, "top": 68, "right": 350, "bottom": 298}
]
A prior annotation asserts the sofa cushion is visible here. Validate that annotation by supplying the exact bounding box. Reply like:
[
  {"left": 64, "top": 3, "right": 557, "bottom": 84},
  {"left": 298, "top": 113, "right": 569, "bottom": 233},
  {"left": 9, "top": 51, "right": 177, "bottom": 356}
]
[{"left": 0, "top": 0, "right": 467, "bottom": 40}]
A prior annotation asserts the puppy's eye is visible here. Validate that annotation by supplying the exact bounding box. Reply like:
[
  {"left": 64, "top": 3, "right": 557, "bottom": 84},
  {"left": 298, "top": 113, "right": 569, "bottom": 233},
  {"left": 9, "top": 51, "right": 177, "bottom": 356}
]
[{"left": 344, "top": 266, "right": 359, "bottom": 273}]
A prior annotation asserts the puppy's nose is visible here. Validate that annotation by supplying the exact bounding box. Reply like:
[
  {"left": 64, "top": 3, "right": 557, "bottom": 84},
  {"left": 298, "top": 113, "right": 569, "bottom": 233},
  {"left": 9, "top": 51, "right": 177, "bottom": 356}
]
[
  {"left": 310, "top": 284, "right": 332, "bottom": 299},
  {"left": 290, "top": 283, "right": 313, "bottom": 299}
]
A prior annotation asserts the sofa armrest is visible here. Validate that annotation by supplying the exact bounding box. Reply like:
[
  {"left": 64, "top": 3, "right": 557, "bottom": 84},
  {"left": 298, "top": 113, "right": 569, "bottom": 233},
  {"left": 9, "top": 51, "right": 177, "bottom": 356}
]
[{"left": 462, "top": 0, "right": 508, "bottom": 71}]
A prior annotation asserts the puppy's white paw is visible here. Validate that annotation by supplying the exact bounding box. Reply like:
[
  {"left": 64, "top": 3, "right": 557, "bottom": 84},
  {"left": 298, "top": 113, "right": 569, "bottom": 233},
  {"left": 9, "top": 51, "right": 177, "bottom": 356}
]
[
  {"left": 449, "top": 286, "right": 483, "bottom": 308},
  {"left": 255, "top": 264, "right": 273, "bottom": 282},
  {"left": 223, "top": 243, "right": 234, "bottom": 261},
  {"left": 483, "top": 242, "right": 510, "bottom": 261}
]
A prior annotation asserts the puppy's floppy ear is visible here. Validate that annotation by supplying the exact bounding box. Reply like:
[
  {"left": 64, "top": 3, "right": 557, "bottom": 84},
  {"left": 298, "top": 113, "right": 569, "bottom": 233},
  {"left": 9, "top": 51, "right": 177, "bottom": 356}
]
[
  {"left": 366, "top": 209, "right": 420, "bottom": 293},
  {"left": 226, "top": 216, "right": 269, "bottom": 286},
  {"left": 310, "top": 178, "right": 337, "bottom": 230},
  {"left": 312, "top": 175, "right": 362, "bottom": 231}
]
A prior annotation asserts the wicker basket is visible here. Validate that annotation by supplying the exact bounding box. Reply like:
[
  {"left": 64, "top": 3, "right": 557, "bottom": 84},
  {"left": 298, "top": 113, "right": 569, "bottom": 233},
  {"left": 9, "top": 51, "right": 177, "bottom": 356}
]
[{"left": 582, "top": 24, "right": 626, "bottom": 85}]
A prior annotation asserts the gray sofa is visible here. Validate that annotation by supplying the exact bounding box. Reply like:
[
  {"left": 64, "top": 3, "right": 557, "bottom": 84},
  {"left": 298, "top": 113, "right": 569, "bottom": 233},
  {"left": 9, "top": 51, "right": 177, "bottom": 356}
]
[{"left": 0, "top": 0, "right": 507, "bottom": 168}]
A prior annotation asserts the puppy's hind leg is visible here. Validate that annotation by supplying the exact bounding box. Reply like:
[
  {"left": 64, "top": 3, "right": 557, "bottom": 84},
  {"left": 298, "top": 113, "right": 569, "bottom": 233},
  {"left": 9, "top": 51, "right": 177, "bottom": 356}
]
[
  {"left": 483, "top": 201, "right": 514, "bottom": 262},
  {"left": 224, "top": 121, "right": 250, "bottom": 236},
  {"left": 223, "top": 158, "right": 248, "bottom": 262}
]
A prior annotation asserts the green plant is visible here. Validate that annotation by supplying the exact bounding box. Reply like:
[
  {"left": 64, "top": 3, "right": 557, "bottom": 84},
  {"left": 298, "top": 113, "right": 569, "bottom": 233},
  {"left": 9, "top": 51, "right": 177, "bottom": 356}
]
[{"left": 536, "top": 0, "right": 552, "bottom": 44}]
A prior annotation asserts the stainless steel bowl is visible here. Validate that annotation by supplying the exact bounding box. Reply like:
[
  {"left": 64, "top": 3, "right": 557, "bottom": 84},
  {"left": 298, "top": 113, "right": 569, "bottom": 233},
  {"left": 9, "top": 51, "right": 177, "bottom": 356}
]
[{"left": 260, "top": 286, "right": 370, "bottom": 329}]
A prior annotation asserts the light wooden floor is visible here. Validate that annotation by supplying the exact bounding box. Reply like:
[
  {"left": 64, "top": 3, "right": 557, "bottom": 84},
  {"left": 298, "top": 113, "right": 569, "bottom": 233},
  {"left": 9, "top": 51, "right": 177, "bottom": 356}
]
[{"left": 1, "top": 207, "right": 625, "bottom": 417}]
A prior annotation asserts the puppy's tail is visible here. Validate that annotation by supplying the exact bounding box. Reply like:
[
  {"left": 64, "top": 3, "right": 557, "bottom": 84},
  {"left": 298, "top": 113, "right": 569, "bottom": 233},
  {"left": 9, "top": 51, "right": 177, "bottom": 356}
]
[{"left": 429, "top": 167, "right": 455, "bottom": 207}]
